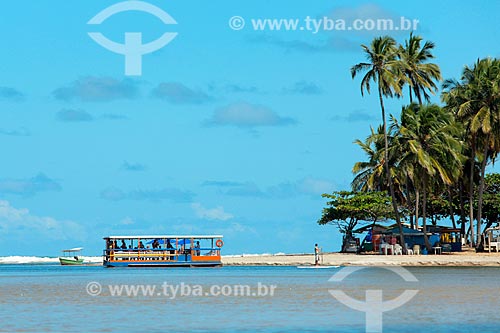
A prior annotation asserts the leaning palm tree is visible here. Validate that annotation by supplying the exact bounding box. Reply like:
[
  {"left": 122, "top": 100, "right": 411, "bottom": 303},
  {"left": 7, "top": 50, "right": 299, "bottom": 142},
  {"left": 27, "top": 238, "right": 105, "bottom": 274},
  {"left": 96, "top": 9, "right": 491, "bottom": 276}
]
[
  {"left": 352, "top": 125, "right": 405, "bottom": 201},
  {"left": 352, "top": 126, "right": 386, "bottom": 192},
  {"left": 394, "top": 103, "right": 465, "bottom": 250},
  {"left": 398, "top": 33, "right": 442, "bottom": 104},
  {"left": 351, "top": 36, "right": 406, "bottom": 247}
]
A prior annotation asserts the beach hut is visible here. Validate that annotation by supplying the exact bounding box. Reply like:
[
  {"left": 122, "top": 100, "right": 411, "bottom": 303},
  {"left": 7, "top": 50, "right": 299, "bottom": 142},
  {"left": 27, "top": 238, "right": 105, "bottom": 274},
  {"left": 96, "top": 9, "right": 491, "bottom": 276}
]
[
  {"left": 428, "top": 226, "right": 462, "bottom": 252},
  {"left": 385, "top": 226, "right": 426, "bottom": 249},
  {"left": 353, "top": 224, "right": 388, "bottom": 252}
]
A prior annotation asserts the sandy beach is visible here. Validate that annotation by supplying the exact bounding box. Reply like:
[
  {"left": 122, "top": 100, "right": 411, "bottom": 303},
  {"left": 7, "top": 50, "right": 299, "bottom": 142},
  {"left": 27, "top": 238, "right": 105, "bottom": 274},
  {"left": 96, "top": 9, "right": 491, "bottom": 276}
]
[{"left": 223, "top": 249, "right": 500, "bottom": 267}]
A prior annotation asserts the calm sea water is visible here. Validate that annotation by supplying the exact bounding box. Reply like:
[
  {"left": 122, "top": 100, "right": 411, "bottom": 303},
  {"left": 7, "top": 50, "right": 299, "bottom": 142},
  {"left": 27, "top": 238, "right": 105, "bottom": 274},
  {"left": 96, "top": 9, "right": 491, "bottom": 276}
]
[{"left": 1, "top": 265, "right": 499, "bottom": 332}]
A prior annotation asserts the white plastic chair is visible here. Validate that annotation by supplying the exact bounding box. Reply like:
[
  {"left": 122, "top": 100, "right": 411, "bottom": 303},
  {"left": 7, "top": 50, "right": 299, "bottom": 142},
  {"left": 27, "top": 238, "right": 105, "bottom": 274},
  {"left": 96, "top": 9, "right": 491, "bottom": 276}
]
[{"left": 394, "top": 244, "right": 403, "bottom": 255}]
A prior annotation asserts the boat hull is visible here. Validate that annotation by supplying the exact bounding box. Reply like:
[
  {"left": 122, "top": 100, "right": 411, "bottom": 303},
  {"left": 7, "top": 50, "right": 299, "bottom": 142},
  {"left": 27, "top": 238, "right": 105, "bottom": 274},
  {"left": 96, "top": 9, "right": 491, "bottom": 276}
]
[
  {"left": 59, "top": 257, "right": 84, "bottom": 265},
  {"left": 103, "top": 260, "right": 222, "bottom": 268}
]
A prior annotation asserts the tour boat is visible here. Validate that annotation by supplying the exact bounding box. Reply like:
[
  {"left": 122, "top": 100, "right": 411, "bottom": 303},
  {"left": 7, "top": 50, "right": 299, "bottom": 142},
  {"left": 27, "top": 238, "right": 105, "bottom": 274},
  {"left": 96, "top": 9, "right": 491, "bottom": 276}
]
[{"left": 102, "top": 235, "right": 223, "bottom": 267}]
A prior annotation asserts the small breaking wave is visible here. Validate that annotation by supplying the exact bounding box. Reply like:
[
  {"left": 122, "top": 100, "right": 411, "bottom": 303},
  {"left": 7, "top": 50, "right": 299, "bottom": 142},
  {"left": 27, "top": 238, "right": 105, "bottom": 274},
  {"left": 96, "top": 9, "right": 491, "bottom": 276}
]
[
  {"left": 223, "top": 252, "right": 290, "bottom": 258},
  {"left": 0, "top": 256, "right": 103, "bottom": 264}
]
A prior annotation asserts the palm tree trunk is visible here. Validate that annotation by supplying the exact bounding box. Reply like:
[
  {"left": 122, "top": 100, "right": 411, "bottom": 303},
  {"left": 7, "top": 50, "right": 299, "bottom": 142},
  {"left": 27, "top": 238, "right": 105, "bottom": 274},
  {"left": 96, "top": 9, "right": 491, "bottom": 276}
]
[
  {"left": 378, "top": 84, "right": 406, "bottom": 251},
  {"left": 448, "top": 186, "right": 456, "bottom": 229},
  {"left": 422, "top": 175, "right": 431, "bottom": 251},
  {"left": 415, "top": 189, "right": 420, "bottom": 229},
  {"left": 459, "top": 182, "right": 466, "bottom": 238},
  {"left": 416, "top": 93, "right": 423, "bottom": 105},
  {"left": 413, "top": 79, "right": 423, "bottom": 105},
  {"left": 476, "top": 141, "right": 489, "bottom": 248},
  {"left": 405, "top": 177, "right": 414, "bottom": 229},
  {"left": 468, "top": 137, "right": 476, "bottom": 247}
]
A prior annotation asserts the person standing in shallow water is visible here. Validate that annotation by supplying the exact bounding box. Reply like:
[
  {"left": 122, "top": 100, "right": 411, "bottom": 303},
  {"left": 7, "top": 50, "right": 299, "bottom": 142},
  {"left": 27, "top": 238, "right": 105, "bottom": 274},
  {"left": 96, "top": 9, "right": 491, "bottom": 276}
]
[{"left": 314, "top": 244, "right": 320, "bottom": 266}]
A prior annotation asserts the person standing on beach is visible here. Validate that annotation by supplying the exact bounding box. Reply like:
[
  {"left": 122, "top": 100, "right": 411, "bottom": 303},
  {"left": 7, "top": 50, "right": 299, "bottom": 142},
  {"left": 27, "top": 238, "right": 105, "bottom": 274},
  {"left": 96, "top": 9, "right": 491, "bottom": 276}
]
[{"left": 314, "top": 244, "right": 320, "bottom": 266}]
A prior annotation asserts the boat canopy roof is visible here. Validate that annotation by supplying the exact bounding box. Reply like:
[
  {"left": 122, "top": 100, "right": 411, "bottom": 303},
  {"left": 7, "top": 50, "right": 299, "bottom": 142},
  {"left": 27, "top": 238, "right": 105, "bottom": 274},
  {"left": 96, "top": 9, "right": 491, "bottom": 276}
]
[
  {"left": 104, "top": 235, "right": 223, "bottom": 240},
  {"left": 62, "top": 247, "right": 83, "bottom": 252}
]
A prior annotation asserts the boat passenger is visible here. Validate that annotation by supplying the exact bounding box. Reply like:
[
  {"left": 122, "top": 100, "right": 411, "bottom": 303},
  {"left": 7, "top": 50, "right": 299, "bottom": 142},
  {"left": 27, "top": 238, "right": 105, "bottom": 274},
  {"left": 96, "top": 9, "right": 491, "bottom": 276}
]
[
  {"left": 166, "top": 240, "right": 174, "bottom": 251},
  {"left": 166, "top": 239, "right": 174, "bottom": 259},
  {"left": 194, "top": 241, "right": 201, "bottom": 256},
  {"left": 120, "top": 240, "right": 127, "bottom": 250}
]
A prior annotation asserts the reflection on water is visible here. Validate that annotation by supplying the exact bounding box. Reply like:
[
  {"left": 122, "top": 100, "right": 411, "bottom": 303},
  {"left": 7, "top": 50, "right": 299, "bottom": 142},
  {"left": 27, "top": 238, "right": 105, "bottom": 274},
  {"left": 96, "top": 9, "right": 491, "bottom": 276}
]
[{"left": 1, "top": 265, "right": 500, "bottom": 332}]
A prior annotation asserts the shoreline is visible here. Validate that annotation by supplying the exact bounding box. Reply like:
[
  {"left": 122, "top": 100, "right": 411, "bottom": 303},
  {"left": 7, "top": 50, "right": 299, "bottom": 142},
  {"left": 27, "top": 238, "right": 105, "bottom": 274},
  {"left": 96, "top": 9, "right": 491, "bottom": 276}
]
[
  {"left": 3, "top": 250, "right": 500, "bottom": 267},
  {"left": 222, "top": 250, "right": 500, "bottom": 267}
]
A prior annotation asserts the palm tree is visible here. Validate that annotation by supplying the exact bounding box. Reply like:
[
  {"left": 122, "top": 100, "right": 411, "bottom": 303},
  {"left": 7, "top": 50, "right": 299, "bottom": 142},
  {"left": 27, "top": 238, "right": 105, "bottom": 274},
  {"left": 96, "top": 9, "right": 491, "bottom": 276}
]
[
  {"left": 352, "top": 126, "right": 386, "bottom": 192},
  {"left": 398, "top": 33, "right": 442, "bottom": 104},
  {"left": 351, "top": 36, "right": 407, "bottom": 248},
  {"left": 465, "top": 59, "right": 500, "bottom": 247},
  {"left": 352, "top": 125, "right": 405, "bottom": 200},
  {"left": 393, "top": 103, "right": 464, "bottom": 250},
  {"left": 443, "top": 75, "right": 478, "bottom": 245},
  {"left": 443, "top": 58, "right": 500, "bottom": 247}
]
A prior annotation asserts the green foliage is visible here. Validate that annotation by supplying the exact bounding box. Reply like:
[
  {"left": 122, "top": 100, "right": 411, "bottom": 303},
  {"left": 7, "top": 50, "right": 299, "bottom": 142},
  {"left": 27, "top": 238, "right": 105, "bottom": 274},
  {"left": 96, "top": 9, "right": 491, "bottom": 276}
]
[
  {"left": 442, "top": 57, "right": 500, "bottom": 245},
  {"left": 395, "top": 103, "right": 465, "bottom": 187},
  {"left": 351, "top": 35, "right": 407, "bottom": 242},
  {"left": 397, "top": 32, "right": 442, "bottom": 104},
  {"left": 481, "top": 173, "right": 500, "bottom": 226},
  {"left": 350, "top": 36, "right": 403, "bottom": 98},
  {"left": 318, "top": 191, "right": 394, "bottom": 235},
  {"left": 327, "top": 34, "right": 500, "bottom": 249}
]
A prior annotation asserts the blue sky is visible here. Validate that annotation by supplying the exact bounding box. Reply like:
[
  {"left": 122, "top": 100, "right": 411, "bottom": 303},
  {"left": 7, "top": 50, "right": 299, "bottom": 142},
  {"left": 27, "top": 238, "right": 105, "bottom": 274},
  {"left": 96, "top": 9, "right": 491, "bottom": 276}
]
[{"left": 0, "top": 0, "right": 499, "bottom": 256}]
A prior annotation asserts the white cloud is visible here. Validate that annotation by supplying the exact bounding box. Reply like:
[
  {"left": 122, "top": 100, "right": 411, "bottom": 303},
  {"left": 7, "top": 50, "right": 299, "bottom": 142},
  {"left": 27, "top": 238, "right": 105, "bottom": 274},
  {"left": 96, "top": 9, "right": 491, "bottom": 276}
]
[
  {"left": 100, "top": 187, "right": 194, "bottom": 203},
  {"left": 205, "top": 102, "right": 296, "bottom": 128},
  {"left": 0, "top": 86, "right": 24, "bottom": 101},
  {"left": 152, "top": 82, "right": 212, "bottom": 104},
  {"left": 0, "top": 128, "right": 30, "bottom": 136},
  {"left": 282, "top": 81, "right": 324, "bottom": 95},
  {"left": 328, "top": 4, "right": 409, "bottom": 37},
  {"left": 121, "top": 161, "right": 147, "bottom": 172},
  {"left": 296, "top": 177, "right": 335, "bottom": 195},
  {"left": 191, "top": 203, "right": 234, "bottom": 221},
  {"left": 331, "top": 109, "right": 378, "bottom": 123},
  {"left": 53, "top": 76, "right": 139, "bottom": 102},
  {"left": 0, "top": 200, "right": 86, "bottom": 242},
  {"left": 56, "top": 109, "right": 93, "bottom": 122},
  {"left": 0, "top": 173, "right": 61, "bottom": 196},
  {"left": 119, "top": 217, "right": 135, "bottom": 225},
  {"left": 251, "top": 4, "right": 407, "bottom": 55},
  {"left": 330, "top": 4, "right": 398, "bottom": 22},
  {"left": 205, "top": 177, "right": 334, "bottom": 198}
]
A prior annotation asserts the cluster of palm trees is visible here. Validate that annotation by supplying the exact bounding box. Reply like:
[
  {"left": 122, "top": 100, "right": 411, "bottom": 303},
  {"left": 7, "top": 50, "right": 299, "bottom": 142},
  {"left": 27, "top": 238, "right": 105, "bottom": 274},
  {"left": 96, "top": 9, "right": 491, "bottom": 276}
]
[{"left": 350, "top": 34, "right": 500, "bottom": 250}]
